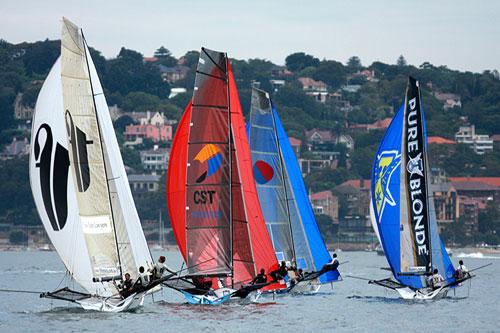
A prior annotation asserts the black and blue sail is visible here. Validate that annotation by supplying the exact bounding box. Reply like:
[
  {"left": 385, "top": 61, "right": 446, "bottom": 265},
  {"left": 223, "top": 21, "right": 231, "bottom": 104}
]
[
  {"left": 247, "top": 88, "right": 339, "bottom": 283},
  {"left": 371, "top": 77, "right": 454, "bottom": 289}
]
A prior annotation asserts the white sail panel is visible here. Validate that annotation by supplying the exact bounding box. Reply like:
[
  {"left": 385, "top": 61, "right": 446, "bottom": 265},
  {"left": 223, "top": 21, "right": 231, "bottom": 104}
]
[
  {"left": 61, "top": 18, "right": 120, "bottom": 278},
  {"left": 29, "top": 56, "right": 113, "bottom": 296},
  {"left": 85, "top": 45, "right": 153, "bottom": 279}
]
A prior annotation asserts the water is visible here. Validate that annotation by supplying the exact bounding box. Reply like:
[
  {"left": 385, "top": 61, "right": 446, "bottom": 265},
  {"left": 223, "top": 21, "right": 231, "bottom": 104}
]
[{"left": 0, "top": 250, "right": 497, "bottom": 332}]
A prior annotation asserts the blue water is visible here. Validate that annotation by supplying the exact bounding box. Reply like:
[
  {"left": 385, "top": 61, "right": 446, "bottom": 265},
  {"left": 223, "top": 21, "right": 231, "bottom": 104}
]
[{"left": 0, "top": 250, "right": 497, "bottom": 332}]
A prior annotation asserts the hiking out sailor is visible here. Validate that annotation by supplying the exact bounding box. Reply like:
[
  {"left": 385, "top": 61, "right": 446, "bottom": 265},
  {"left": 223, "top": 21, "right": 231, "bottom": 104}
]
[
  {"left": 290, "top": 268, "right": 304, "bottom": 285},
  {"left": 134, "top": 266, "right": 150, "bottom": 288},
  {"left": 270, "top": 261, "right": 288, "bottom": 281},
  {"left": 318, "top": 253, "right": 339, "bottom": 275},
  {"left": 431, "top": 268, "right": 444, "bottom": 290},
  {"left": 150, "top": 255, "right": 175, "bottom": 280},
  {"left": 251, "top": 268, "right": 268, "bottom": 285},
  {"left": 118, "top": 273, "right": 134, "bottom": 298},
  {"left": 454, "top": 260, "right": 471, "bottom": 279}
]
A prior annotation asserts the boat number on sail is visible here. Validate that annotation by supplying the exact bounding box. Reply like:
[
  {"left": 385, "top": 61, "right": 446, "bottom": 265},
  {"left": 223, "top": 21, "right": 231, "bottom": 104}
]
[
  {"left": 404, "top": 80, "right": 431, "bottom": 269},
  {"left": 81, "top": 215, "right": 112, "bottom": 234},
  {"left": 33, "top": 124, "right": 70, "bottom": 232}
]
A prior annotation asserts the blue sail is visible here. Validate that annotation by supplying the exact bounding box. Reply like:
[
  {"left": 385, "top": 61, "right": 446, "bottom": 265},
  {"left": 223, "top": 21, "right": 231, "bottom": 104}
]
[
  {"left": 371, "top": 77, "right": 454, "bottom": 289},
  {"left": 247, "top": 88, "right": 339, "bottom": 283}
]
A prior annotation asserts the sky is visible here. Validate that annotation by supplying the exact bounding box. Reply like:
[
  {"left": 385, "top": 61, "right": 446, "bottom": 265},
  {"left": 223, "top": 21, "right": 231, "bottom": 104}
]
[{"left": 1, "top": 0, "right": 499, "bottom": 73}]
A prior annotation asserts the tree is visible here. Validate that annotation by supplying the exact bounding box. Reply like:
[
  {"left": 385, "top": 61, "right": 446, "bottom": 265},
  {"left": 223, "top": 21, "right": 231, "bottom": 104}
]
[
  {"left": 397, "top": 55, "right": 407, "bottom": 66},
  {"left": 312, "top": 61, "right": 346, "bottom": 90},
  {"left": 285, "top": 52, "right": 320, "bottom": 72},
  {"left": 154, "top": 46, "right": 171, "bottom": 58},
  {"left": 347, "top": 56, "right": 362, "bottom": 68}
]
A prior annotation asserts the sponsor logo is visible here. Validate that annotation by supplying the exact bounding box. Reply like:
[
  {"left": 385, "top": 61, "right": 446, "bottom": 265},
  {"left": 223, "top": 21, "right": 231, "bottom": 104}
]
[
  {"left": 191, "top": 211, "right": 222, "bottom": 219},
  {"left": 373, "top": 151, "right": 401, "bottom": 218},
  {"left": 33, "top": 124, "right": 70, "bottom": 231},
  {"left": 253, "top": 160, "right": 274, "bottom": 184},
  {"left": 193, "top": 190, "right": 216, "bottom": 204},
  {"left": 193, "top": 144, "right": 222, "bottom": 183},
  {"left": 406, "top": 152, "right": 423, "bottom": 177}
]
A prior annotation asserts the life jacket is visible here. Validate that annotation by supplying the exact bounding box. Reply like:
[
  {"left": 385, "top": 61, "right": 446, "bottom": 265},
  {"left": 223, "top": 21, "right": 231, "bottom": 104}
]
[{"left": 432, "top": 274, "right": 442, "bottom": 287}]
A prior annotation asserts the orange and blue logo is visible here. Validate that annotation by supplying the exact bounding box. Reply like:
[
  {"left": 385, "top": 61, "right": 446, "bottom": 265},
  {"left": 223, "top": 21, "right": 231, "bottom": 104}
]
[
  {"left": 194, "top": 144, "right": 222, "bottom": 183},
  {"left": 253, "top": 160, "right": 274, "bottom": 184}
]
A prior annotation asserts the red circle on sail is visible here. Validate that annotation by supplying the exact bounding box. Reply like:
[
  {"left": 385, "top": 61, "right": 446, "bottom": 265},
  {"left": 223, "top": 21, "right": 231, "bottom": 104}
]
[{"left": 254, "top": 161, "right": 274, "bottom": 184}]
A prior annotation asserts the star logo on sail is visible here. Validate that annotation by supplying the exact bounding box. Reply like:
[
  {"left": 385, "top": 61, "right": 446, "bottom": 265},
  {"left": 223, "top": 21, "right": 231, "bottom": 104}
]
[
  {"left": 374, "top": 151, "right": 401, "bottom": 218},
  {"left": 253, "top": 161, "right": 274, "bottom": 184},
  {"left": 194, "top": 144, "right": 223, "bottom": 183}
]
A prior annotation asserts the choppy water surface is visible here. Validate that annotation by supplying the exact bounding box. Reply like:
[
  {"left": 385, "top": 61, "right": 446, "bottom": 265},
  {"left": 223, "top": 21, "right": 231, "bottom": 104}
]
[{"left": 0, "top": 250, "right": 497, "bottom": 332}]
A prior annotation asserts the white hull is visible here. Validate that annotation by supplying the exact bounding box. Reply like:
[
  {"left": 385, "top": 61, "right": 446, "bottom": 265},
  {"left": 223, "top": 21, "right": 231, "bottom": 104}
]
[
  {"left": 76, "top": 292, "right": 145, "bottom": 312},
  {"left": 289, "top": 281, "right": 321, "bottom": 294},
  {"left": 396, "top": 286, "right": 448, "bottom": 300}
]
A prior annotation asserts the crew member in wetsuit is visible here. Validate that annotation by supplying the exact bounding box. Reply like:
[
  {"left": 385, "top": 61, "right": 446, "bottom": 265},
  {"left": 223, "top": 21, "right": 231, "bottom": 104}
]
[
  {"left": 251, "top": 268, "right": 268, "bottom": 285},
  {"left": 270, "top": 261, "right": 288, "bottom": 281},
  {"left": 118, "top": 273, "right": 134, "bottom": 298},
  {"left": 454, "top": 260, "right": 471, "bottom": 279},
  {"left": 318, "top": 253, "right": 339, "bottom": 275}
]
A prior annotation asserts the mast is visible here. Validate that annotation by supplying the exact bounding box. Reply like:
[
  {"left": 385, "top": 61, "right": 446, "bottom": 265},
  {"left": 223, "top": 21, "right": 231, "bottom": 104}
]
[
  {"left": 225, "top": 54, "right": 234, "bottom": 289},
  {"left": 269, "top": 104, "right": 296, "bottom": 265},
  {"left": 81, "top": 33, "right": 122, "bottom": 278}
]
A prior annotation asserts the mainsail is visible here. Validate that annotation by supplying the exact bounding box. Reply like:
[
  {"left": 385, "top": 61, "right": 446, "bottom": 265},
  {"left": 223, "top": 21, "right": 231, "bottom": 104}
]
[
  {"left": 247, "top": 88, "right": 339, "bottom": 283},
  {"left": 370, "top": 77, "right": 454, "bottom": 289},
  {"left": 167, "top": 48, "right": 279, "bottom": 289},
  {"left": 30, "top": 18, "right": 152, "bottom": 298}
]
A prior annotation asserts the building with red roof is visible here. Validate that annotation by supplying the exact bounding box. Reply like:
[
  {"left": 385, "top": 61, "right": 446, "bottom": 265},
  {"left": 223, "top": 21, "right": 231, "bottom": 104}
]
[{"left": 309, "top": 190, "right": 338, "bottom": 222}]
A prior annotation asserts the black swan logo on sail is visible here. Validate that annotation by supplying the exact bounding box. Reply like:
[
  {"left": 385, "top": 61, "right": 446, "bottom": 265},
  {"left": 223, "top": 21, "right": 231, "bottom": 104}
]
[
  {"left": 404, "top": 77, "right": 431, "bottom": 271},
  {"left": 65, "top": 110, "right": 93, "bottom": 192},
  {"left": 34, "top": 124, "right": 70, "bottom": 231}
]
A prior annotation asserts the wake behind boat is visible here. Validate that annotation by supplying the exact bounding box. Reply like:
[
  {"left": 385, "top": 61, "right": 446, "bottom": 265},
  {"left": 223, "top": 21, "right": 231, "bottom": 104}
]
[
  {"left": 368, "top": 76, "right": 468, "bottom": 300},
  {"left": 247, "top": 88, "right": 342, "bottom": 295},
  {"left": 29, "top": 18, "right": 156, "bottom": 312},
  {"left": 166, "top": 48, "right": 284, "bottom": 305}
]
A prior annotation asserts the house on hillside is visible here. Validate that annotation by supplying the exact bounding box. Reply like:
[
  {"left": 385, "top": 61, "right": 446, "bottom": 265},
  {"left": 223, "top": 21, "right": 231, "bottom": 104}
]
[
  {"left": 432, "top": 92, "right": 462, "bottom": 109},
  {"left": 455, "top": 125, "right": 493, "bottom": 154},
  {"left": 123, "top": 111, "right": 173, "bottom": 144},
  {"left": 427, "top": 136, "right": 456, "bottom": 152},
  {"left": 298, "top": 77, "right": 329, "bottom": 103},
  {"left": 310, "top": 190, "right": 339, "bottom": 223},
  {"left": 128, "top": 174, "right": 161, "bottom": 193},
  {"left": 13, "top": 93, "right": 34, "bottom": 120},
  {"left": 140, "top": 146, "right": 170, "bottom": 171},
  {"left": 157, "top": 64, "right": 189, "bottom": 83},
  {"left": 305, "top": 128, "right": 354, "bottom": 151},
  {"left": 1, "top": 137, "right": 29, "bottom": 160}
]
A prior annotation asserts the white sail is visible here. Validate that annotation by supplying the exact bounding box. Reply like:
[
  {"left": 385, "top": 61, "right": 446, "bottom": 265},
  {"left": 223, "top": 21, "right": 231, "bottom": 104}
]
[
  {"left": 85, "top": 44, "right": 152, "bottom": 278},
  {"left": 30, "top": 18, "right": 152, "bottom": 299}
]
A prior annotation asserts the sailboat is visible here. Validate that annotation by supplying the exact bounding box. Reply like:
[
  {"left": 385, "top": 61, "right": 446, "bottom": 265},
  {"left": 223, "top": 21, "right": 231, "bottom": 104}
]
[
  {"left": 369, "top": 77, "right": 462, "bottom": 299},
  {"left": 29, "top": 18, "right": 158, "bottom": 312},
  {"left": 166, "top": 48, "right": 283, "bottom": 304},
  {"left": 247, "top": 88, "right": 341, "bottom": 294}
]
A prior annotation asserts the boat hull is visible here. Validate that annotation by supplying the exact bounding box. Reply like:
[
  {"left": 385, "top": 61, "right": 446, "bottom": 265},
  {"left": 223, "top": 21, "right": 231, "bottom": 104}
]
[
  {"left": 396, "top": 286, "right": 449, "bottom": 300},
  {"left": 76, "top": 292, "right": 146, "bottom": 312},
  {"left": 181, "top": 290, "right": 232, "bottom": 305}
]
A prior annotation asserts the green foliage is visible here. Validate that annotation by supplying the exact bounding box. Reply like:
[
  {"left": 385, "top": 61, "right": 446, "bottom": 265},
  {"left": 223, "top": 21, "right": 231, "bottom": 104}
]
[
  {"left": 0, "top": 156, "right": 38, "bottom": 225},
  {"left": 114, "top": 115, "right": 135, "bottom": 132},
  {"left": 120, "top": 146, "right": 142, "bottom": 171},
  {"left": 312, "top": 60, "right": 346, "bottom": 90},
  {"left": 285, "top": 52, "right": 319, "bottom": 72},
  {"left": 21, "top": 85, "right": 41, "bottom": 107},
  {"left": 347, "top": 56, "right": 362, "bottom": 69},
  {"left": 304, "top": 168, "right": 351, "bottom": 193},
  {"left": 122, "top": 91, "right": 161, "bottom": 112}
]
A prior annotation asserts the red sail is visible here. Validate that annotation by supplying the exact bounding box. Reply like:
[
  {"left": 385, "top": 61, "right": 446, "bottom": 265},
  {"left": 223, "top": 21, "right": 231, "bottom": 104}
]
[
  {"left": 167, "top": 48, "right": 281, "bottom": 290},
  {"left": 166, "top": 100, "right": 191, "bottom": 263},
  {"left": 227, "top": 63, "right": 280, "bottom": 288}
]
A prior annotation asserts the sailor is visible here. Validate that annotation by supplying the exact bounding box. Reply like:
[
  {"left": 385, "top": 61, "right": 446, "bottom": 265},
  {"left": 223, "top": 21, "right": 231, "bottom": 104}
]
[
  {"left": 431, "top": 268, "right": 444, "bottom": 290},
  {"left": 118, "top": 273, "right": 134, "bottom": 298},
  {"left": 134, "top": 266, "right": 150, "bottom": 288},
  {"left": 192, "top": 277, "right": 213, "bottom": 291},
  {"left": 318, "top": 253, "right": 339, "bottom": 275},
  {"left": 150, "top": 256, "right": 175, "bottom": 280},
  {"left": 251, "top": 268, "right": 268, "bottom": 285},
  {"left": 290, "top": 268, "right": 304, "bottom": 285},
  {"left": 454, "top": 260, "right": 471, "bottom": 279},
  {"left": 270, "top": 261, "right": 288, "bottom": 281}
]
